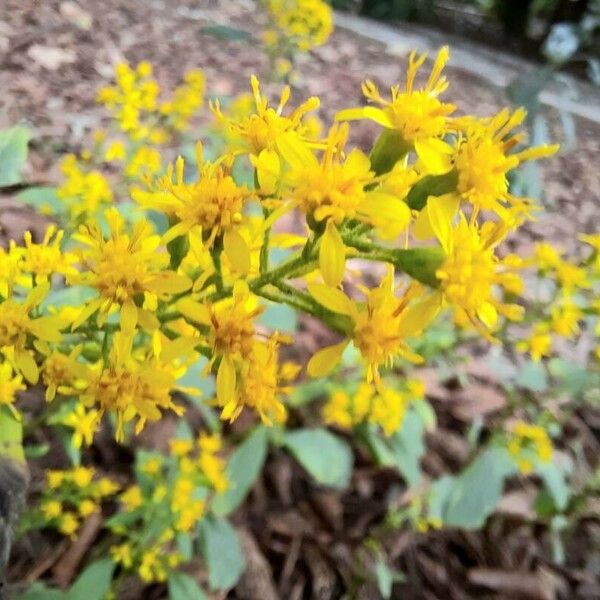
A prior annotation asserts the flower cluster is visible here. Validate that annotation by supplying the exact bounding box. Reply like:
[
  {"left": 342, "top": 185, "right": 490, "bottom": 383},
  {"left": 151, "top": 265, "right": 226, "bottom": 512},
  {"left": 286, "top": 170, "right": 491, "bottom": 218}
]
[
  {"left": 107, "top": 433, "right": 228, "bottom": 583},
  {"left": 1, "top": 50, "right": 559, "bottom": 448},
  {"left": 260, "top": 0, "right": 333, "bottom": 79},
  {"left": 323, "top": 379, "right": 425, "bottom": 435},
  {"left": 516, "top": 237, "right": 598, "bottom": 362},
  {"left": 507, "top": 421, "right": 553, "bottom": 474},
  {"left": 23, "top": 467, "right": 118, "bottom": 538}
]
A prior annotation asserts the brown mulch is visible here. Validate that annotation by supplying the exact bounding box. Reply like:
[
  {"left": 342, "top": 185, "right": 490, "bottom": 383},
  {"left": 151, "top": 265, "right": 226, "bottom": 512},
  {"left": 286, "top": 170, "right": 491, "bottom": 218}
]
[{"left": 2, "top": 1, "right": 600, "bottom": 598}]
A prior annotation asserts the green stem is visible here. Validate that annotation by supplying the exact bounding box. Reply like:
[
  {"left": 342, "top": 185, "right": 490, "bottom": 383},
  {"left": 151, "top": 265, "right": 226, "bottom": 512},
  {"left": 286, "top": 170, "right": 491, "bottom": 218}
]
[
  {"left": 260, "top": 208, "right": 271, "bottom": 275},
  {"left": 211, "top": 244, "right": 225, "bottom": 294}
]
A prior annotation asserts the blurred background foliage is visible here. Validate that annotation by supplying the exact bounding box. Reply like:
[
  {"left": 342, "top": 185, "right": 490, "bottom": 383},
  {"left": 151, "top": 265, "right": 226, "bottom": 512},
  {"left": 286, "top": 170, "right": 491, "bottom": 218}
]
[{"left": 330, "top": 0, "right": 600, "bottom": 83}]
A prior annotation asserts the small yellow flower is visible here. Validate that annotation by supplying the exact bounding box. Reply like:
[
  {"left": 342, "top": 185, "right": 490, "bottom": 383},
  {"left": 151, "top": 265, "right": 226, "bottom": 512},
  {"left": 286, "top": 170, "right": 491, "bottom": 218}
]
[
  {"left": 72, "top": 466, "right": 95, "bottom": 488},
  {"left": 0, "top": 362, "right": 26, "bottom": 418},
  {"left": 79, "top": 499, "right": 99, "bottom": 517},
  {"left": 41, "top": 500, "right": 62, "bottom": 520},
  {"left": 71, "top": 208, "right": 191, "bottom": 332},
  {"left": 508, "top": 422, "right": 553, "bottom": 474},
  {"left": 338, "top": 47, "right": 454, "bottom": 172},
  {"left": 211, "top": 75, "right": 320, "bottom": 156},
  {"left": 121, "top": 485, "right": 143, "bottom": 510},
  {"left": 308, "top": 267, "right": 436, "bottom": 384},
  {"left": 59, "top": 512, "right": 79, "bottom": 537},
  {"left": 22, "top": 226, "right": 78, "bottom": 283}
]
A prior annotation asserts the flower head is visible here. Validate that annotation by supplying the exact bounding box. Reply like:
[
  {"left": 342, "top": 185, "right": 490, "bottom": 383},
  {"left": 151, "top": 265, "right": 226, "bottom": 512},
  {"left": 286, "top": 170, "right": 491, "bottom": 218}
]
[
  {"left": 71, "top": 208, "right": 191, "bottom": 331},
  {"left": 211, "top": 75, "right": 320, "bottom": 156}
]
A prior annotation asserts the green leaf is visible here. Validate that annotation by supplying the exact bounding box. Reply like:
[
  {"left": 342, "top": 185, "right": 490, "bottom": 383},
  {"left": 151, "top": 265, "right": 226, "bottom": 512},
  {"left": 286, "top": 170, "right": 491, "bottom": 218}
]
[
  {"left": 176, "top": 532, "right": 193, "bottom": 562},
  {"left": 391, "top": 247, "right": 444, "bottom": 288},
  {"left": 389, "top": 411, "right": 425, "bottom": 487},
  {"left": 17, "top": 186, "right": 62, "bottom": 214},
  {"left": 212, "top": 426, "right": 268, "bottom": 516},
  {"left": 168, "top": 571, "right": 207, "bottom": 600},
  {"left": 66, "top": 559, "right": 115, "bottom": 600},
  {"left": 443, "top": 448, "right": 516, "bottom": 528},
  {"left": 375, "top": 558, "right": 393, "bottom": 599},
  {"left": 167, "top": 235, "right": 189, "bottom": 270},
  {"left": 0, "top": 126, "right": 30, "bottom": 186},
  {"left": 537, "top": 461, "right": 570, "bottom": 511},
  {"left": 201, "top": 24, "right": 251, "bottom": 41},
  {"left": 284, "top": 427, "right": 353, "bottom": 488},
  {"left": 0, "top": 406, "right": 25, "bottom": 463},
  {"left": 516, "top": 361, "right": 548, "bottom": 392},
  {"left": 24, "top": 443, "right": 50, "bottom": 458},
  {"left": 406, "top": 170, "right": 458, "bottom": 211},
  {"left": 199, "top": 516, "right": 245, "bottom": 591}
]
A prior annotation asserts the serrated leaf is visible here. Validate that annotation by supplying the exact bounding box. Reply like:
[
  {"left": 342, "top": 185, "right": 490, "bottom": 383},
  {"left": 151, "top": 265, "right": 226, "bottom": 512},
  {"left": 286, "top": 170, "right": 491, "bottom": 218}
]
[
  {"left": 284, "top": 427, "right": 353, "bottom": 488},
  {"left": 0, "top": 126, "right": 30, "bottom": 186},
  {"left": 199, "top": 516, "right": 245, "bottom": 591},
  {"left": 168, "top": 571, "right": 207, "bottom": 600},
  {"left": 212, "top": 426, "right": 267, "bottom": 516}
]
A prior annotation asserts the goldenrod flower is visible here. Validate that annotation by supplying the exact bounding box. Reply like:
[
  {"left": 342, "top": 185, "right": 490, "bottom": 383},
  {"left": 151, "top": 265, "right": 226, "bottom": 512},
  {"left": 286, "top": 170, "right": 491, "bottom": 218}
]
[
  {"left": 79, "top": 332, "right": 186, "bottom": 440},
  {"left": 211, "top": 75, "right": 319, "bottom": 156},
  {"left": 0, "top": 362, "right": 26, "bottom": 418},
  {"left": 337, "top": 47, "right": 455, "bottom": 172},
  {"left": 450, "top": 109, "right": 559, "bottom": 219},
  {"left": 71, "top": 208, "right": 191, "bottom": 332},
  {"left": 39, "top": 344, "right": 88, "bottom": 401},
  {"left": 428, "top": 204, "right": 524, "bottom": 335},
  {"left": 62, "top": 403, "right": 101, "bottom": 448},
  {"left": 307, "top": 267, "right": 436, "bottom": 384},
  {"left": 134, "top": 144, "right": 254, "bottom": 273},
  {"left": 507, "top": 421, "right": 553, "bottom": 474},
  {"left": 516, "top": 323, "right": 553, "bottom": 362},
  {"left": 0, "top": 242, "right": 26, "bottom": 299},
  {"left": 57, "top": 154, "right": 113, "bottom": 221},
  {"left": 0, "top": 284, "right": 64, "bottom": 383},
  {"left": 21, "top": 226, "right": 78, "bottom": 283}
]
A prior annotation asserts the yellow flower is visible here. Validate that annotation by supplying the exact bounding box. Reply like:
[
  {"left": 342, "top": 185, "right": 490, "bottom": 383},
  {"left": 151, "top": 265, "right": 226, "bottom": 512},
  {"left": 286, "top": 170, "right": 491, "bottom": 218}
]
[
  {"left": 57, "top": 154, "right": 113, "bottom": 221},
  {"left": 79, "top": 332, "right": 186, "bottom": 440},
  {"left": 508, "top": 422, "right": 553, "bottom": 474},
  {"left": 169, "top": 439, "right": 193, "bottom": 457},
  {"left": 551, "top": 297, "right": 582, "bottom": 337},
  {"left": 124, "top": 146, "right": 162, "bottom": 180},
  {"left": 79, "top": 499, "right": 99, "bottom": 517},
  {"left": 533, "top": 242, "right": 562, "bottom": 270},
  {"left": 0, "top": 284, "right": 64, "bottom": 383},
  {"left": 178, "top": 281, "right": 264, "bottom": 409},
  {"left": 0, "top": 362, "right": 26, "bottom": 418},
  {"left": 41, "top": 500, "right": 62, "bottom": 520},
  {"left": 307, "top": 267, "right": 436, "bottom": 384},
  {"left": 516, "top": 323, "right": 553, "bottom": 362},
  {"left": 198, "top": 435, "right": 228, "bottom": 492},
  {"left": 266, "top": 0, "right": 333, "bottom": 50},
  {"left": 121, "top": 485, "right": 143, "bottom": 510},
  {"left": 0, "top": 242, "right": 26, "bottom": 299},
  {"left": 39, "top": 345, "right": 88, "bottom": 402},
  {"left": 62, "top": 403, "right": 101, "bottom": 448},
  {"left": 72, "top": 466, "right": 95, "bottom": 488},
  {"left": 94, "top": 477, "right": 120, "bottom": 497},
  {"left": 111, "top": 543, "right": 134, "bottom": 568},
  {"left": 21, "top": 226, "right": 77, "bottom": 283},
  {"left": 427, "top": 204, "right": 524, "bottom": 335},
  {"left": 337, "top": 47, "right": 455, "bottom": 171},
  {"left": 47, "top": 470, "right": 65, "bottom": 488},
  {"left": 71, "top": 208, "right": 191, "bottom": 332},
  {"left": 104, "top": 140, "right": 126, "bottom": 162},
  {"left": 140, "top": 456, "right": 163, "bottom": 476},
  {"left": 160, "top": 68, "right": 205, "bottom": 131},
  {"left": 59, "top": 512, "right": 79, "bottom": 537},
  {"left": 218, "top": 338, "right": 290, "bottom": 425},
  {"left": 134, "top": 144, "right": 253, "bottom": 272},
  {"left": 450, "top": 109, "right": 559, "bottom": 219},
  {"left": 211, "top": 75, "right": 320, "bottom": 156}
]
